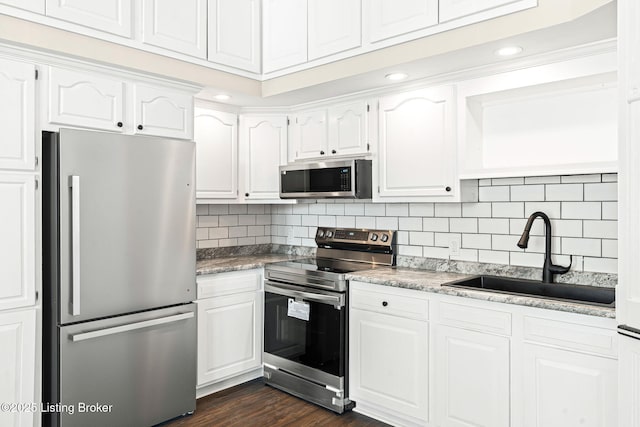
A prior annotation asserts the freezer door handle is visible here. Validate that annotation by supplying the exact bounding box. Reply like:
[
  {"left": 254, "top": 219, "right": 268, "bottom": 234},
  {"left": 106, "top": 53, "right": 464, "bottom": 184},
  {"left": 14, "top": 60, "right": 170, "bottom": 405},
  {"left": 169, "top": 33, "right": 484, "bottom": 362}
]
[
  {"left": 69, "top": 175, "right": 81, "bottom": 316},
  {"left": 70, "top": 312, "right": 194, "bottom": 342}
]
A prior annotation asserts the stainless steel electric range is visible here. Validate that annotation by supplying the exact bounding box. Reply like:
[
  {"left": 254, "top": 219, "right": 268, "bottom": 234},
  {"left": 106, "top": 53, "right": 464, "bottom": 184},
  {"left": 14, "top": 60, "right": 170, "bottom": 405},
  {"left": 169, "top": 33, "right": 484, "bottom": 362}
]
[{"left": 263, "top": 227, "right": 396, "bottom": 413}]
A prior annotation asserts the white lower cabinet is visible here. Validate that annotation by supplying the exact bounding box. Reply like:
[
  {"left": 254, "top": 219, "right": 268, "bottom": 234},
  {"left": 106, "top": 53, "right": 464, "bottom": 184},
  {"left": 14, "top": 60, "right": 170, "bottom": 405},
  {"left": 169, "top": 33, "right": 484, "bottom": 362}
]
[
  {"left": 0, "top": 308, "right": 36, "bottom": 427},
  {"left": 196, "top": 270, "right": 263, "bottom": 394},
  {"left": 619, "top": 334, "right": 640, "bottom": 427}
]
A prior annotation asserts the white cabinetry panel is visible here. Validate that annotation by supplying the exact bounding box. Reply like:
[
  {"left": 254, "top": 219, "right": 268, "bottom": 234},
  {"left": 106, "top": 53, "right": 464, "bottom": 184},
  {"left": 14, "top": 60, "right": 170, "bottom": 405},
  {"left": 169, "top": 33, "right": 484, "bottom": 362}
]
[
  {"left": 47, "top": 66, "right": 125, "bottom": 133},
  {"left": 141, "top": 0, "right": 207, "bottom": 58},
  {"left": 263, "top": 0, "right": 307, "bottom": 72},
  {"left": 439, "top": 0, "right": 520, "bottom": 22},
  {"left": 377, "top": 85, "right": 456, "bottom": 199},
  {"left": 292, "top": 109, "right": 328, "bottom": 160},
  {"left": 0, "top": 58, "right": 35, "bottom": 171},
  {"left": 523, "top": 344, "right": 617, "bottom": 427},
  {"left": 239, "top": 115, "right": 287, "bottom": 201},
  {"left": 0, "top": 0, "right": 43, "bottom": 14},
  {"left": 435, "top": 325, "right": 510, "bottom": 427},
  {"left": 619, "top": 335, "right": 640, "bottom": 427},
  {"left": 0, "top": 309, "right": 36, "bottom": 427},
  {"left": 366, "top": 0, "right": 438, "bottom": 43},
  {"left": 133, "top": 84, "right": 193, "bottom": 139},
  {"left": 328, "top": 101, "right": 369, "bottom": 157},
  {"left": 208, "top": 0, "right": 261, "bottom": 73},
  {"left": 45, "top": 0, "right": 132, "bottom": 37},
  {"left": 0, "top": 175, "right": 35, "bottom": 311},
  {"left": 194, "top": 108, "right": 238, "bottom": 200},
  {"left": 308, "top": 0, "right": 361, "bottom": 60}
]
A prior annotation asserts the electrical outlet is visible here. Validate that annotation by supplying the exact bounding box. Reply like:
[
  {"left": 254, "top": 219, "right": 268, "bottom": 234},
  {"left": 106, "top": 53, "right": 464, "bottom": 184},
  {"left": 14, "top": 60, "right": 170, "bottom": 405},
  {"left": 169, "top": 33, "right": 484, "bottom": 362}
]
[
  {"left": 449, "top": 235, "right": 461, "bottom": 257},
  {"left": 285, "top": 226, "right": 295, "bottom": 244}
]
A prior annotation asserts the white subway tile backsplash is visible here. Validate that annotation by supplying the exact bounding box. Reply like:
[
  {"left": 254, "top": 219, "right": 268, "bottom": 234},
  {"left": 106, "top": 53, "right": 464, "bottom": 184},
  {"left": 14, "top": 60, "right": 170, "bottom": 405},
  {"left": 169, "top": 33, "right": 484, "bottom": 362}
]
[
  {"left": 462, "top": 203, "right": 492, "bottom": 218},
  {"left": 434, "top": 232, "right": 459, "bottom": 247},
  {"left": 237, "top": 237, "right": 256, "bottom": 245},
  {"left": 247, "top": 205, "right": 266, "bottom": 214},
  {"left": 451, "top": 248, "right": 478, "bottom": 262},
  {"left": 562, "top": 237, "right": 601, "bottom": 257},
  {"left": 509, "top": 218, "right": 544, "bottom": 236},
  {"left": 301, "top": 215, "right": 319, "bottom": 226},
  {"left": 492, "top": 177, "right": 524, "bottom": 185},
  {"left": 397, "top": 231, "right": 409, "bottom": 245},
  {"left": 410, "top": 203, "right": 434, "bottom": 217},
  {"left": 229, "top": 205, "right": 248, "bottom": 214},
  {"left": 238, "top": 215, "right": 256, "bottom": 226},
  {"left": 196, "top": 228, "right": 208, "bottom": 240},
  {"left": 583, "top": 257, "right": 617, "bottom": 274},
  {"left": 492, "top": 234, "right": 519, "bottom": 252},
  {"left": 399, "top": 245, "right": 423, "bottom": 257},
  {"left": 271, "top": 214, "right": 286, "bottom": 225},
  {"left": 545, "top": 184, "right": 583, "bottom": 201},
  {"left": 602, "top": 173, "right": 618, "bottom": 183},
  {"left": 399, "top": 217, "right": 423, "bottom": 231},
  {"left": 479, "top": 186, "right": 509, "bottom": 202},
  {"left": 365, "top": 203, "right": 386, "bottom": 216},
  {"left": 208, "top": 205, "right": 229, "bottom": 215},
  {"left": 562, "top": 202, "right": 601, "bottom": 220},
  {"left": 463, "top": 233, "right": 491, "bottom": 250},
  {"left": 198, "top": 216, "right": 219, "bottom": 227},
  {"left": 511, "top": 185, "right": 545, "bottom": 202},
  {"left": 524, "top": 176, "right": 561, "bottom": 184},
  {"left": 247, "top": 225, "right": 265, "bottom": 237},
  {"left": 377, "top": 216, "right": 399, "bottom": 230},
  {"left": 345, "top": 203, "right": 365, "bottom": 216},
  {"left": 525, "top": 202, "right": 561, "bottom": 219},
  {"left": 583, "top": 220, "right": 617, "bottom": 239},
  {"left": 256, "top": 236, "right": 271, "bottom": 244},
  {"left": 510, "top": 251, "right": 544, "bottom": 268},
  {"left": 308, "top": 203, "right": 326, "bottom": 215},
  {"left": 219, "top": 238, "right": 238, "bottom": 247},
  {"left": 423, "top": 218, "right": 449, "bottom": 232},
  {"left": 386, "top": 203, "right": 409, "bottom": 217},
  {"left": 292, "top": 204, "right": 309, "bottom": 215},
  {"left": 479, "top": 179, "right": 492, "bottom": 186},
  {"left": 336, "top": 216, "right": 356, "bottom": 228},
  {"left": 293, "top": 226, "right": 308, "bottom": 238},
  {"left": 285, "top": 215, "right": 302, "bottom": 226},
  {"left": 479, "top": 218, "right": 509, "bottom": 234},
  {"left": 196, "top": 204, "right": 209, "bottom": 215},
  {"left": 318, "top": 216, "right": 337, "bottom": 227},
  {"left": 478, "top": 250, "right": 510, "bottom": 265},
  {"left": 602, "top": 202, "right": 617, "bottom": 220},
  {"left": 198, "top": 240, "right": 218, "bottom": 249},
  {"left": 602, "top": 239, "right": 618, "bottom": 258},
  {"left": 356, "top": 216, "right": 376, "bottom": 228},
  {"left": 326, "top": 203, "right": 345, "bottom": 215},
  {"left": 492, "top": 202, "right": 524, "bottom": 218},
  {"left": 410, "top": 231, "right": 434, "bottom": 246},
  {"left": 552, "top": 220, "right": 583, "bottom": 238},
  {"left": 435, "top": 203, "right": 461, "bottom": 217},
  {"left": 584, "top": 183, "right": 617, "bottom": 201},
  {"left": 524, "top": 236, "right": 561, "bottom": 254},
  {"left": 450, "top": 218, "right": 477, "bottom": 233},
  {"left": 219, "top": 215, "right": 239, "bottom": 226},
  {"left": 561, "top": 174, "right": 601, "bottom": 183},
  {"left": 423, "top": 246, "right": 450, "bottom": 259},
  {"left": 208, "top": 228, "right": 228, "bottom": 239}
]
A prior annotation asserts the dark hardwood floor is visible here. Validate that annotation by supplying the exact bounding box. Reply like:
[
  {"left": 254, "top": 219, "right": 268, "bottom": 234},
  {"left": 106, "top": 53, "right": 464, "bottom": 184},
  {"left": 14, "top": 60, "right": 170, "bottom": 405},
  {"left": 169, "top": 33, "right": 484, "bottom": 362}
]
[{"left": 162, "top": 380, "right": 389, "bottom": 427}]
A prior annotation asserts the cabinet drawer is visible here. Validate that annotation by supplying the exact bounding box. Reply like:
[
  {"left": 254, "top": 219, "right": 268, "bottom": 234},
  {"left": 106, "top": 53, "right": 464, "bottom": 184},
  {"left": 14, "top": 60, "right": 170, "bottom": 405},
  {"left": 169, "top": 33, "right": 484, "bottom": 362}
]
[
  {"left": 351, "top": 287, "right": 428, "bottom": 321},
  {"left": 523, "top": 316, "right": 617, "bottom": 358},
  {"left": 437, "top": 301, "right": 511, "bottom": 336},
  {"left": 197, "top": 270, "right": 262, "bottom": 299}
]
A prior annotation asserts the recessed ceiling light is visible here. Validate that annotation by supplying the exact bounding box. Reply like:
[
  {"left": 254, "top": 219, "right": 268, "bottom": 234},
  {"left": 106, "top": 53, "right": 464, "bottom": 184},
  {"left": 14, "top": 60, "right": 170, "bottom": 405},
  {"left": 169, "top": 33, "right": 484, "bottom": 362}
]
[
  {"left": 214, "top": 94, "right": 231, "bottom": 101},
  {"left": 385, "top": 72, "right": 408, "bottom": 81},
  {"left": 494, "top": 46, "right": 523, "bottom": 57}
]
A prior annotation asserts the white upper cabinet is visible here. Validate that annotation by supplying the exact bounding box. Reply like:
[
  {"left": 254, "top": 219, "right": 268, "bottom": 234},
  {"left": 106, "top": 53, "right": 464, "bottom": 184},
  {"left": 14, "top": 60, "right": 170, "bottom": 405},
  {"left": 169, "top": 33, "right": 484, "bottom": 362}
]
[
  {"left": 308, "top": 0, "right": 361, "bottom": 60},
  {"left": 439, "top": 0, "right": 521, "bottom": 23},
  {"left": 365, "top": 0, "right": 438, "bottom": 43},
  {"left": 328, "top": 100, "right": 370, "bottom": 157},
  {"left": 45, "top": 0, "right": 132, "bottom": 37},
  {"left": 194, "top": 108, "right": 238, "bottom": 201},
  {"left": 0, "top": 0, "right": 43, "bottom": 13},
  {"left": 208, "top": 0, "right": 261, "bottom": 73},
  {"left": 47, "top": 66, "right": 126, "bottom": 133},
  {"left": 141, "top": 0, "right": 207, "bottom": 58},
  {"left": 0, "top": 175, "right": 35, "bottom": 311},
  {"left": 377, "top": 85, "right": 457, "bottom": 200},
  {"left": 239, "top": 115, "right": 287, "bottom": 201},
  {"left": 0, "top": 58, "right": 35, "bottom": 171},
  {"left": 0, "top": 308, "right": 36, "bottom": 427},
  {"left": 263, "top": 0, "right": 307, "bottom": 73},
  {"left": 133, "top": 83, "right": 194, "bottom": 139},
  {"left": 291, "top": 109, "right": 328, "bottom": 160}
]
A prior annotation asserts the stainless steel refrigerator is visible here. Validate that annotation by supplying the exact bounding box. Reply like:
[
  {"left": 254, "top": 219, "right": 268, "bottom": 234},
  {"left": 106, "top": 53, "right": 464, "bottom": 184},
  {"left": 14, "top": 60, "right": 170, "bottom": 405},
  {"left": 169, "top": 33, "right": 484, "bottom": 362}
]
[{"left": 42, "top": 128, "right": 197, "bottom": 427}]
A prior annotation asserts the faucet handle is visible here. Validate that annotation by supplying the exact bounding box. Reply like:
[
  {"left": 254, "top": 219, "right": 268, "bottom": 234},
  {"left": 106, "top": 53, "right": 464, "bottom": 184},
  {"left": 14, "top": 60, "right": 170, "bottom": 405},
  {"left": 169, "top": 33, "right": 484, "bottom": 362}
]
[{"left": 549, "top": 255, "right": 572, "bottom": 275}]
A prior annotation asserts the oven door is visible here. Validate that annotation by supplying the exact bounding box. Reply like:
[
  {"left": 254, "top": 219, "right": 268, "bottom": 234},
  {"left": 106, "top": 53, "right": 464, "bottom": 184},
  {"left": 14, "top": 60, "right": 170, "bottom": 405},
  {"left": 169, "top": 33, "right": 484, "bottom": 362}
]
[{"left": 263, "top": 280, "right": 346, "bottom": 388}]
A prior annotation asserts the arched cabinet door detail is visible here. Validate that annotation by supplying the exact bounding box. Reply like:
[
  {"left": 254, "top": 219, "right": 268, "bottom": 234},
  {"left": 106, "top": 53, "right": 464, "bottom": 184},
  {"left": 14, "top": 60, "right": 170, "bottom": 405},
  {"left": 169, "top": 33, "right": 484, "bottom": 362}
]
[{"left": 134, "top": 84, "right": 194, "bottom": 140}]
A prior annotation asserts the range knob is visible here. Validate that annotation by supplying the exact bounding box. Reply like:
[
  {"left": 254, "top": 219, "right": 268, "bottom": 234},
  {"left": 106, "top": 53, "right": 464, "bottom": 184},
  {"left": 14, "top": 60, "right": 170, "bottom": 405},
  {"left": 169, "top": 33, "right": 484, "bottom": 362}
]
[
  {"left": 317, "top": 229, "right": 325, "bottom": 238},
  {"left": 370, "top": 233, "right": 378, "bottom": 241},
  {"left": 381, "top": 234, "right": 389, "bottom": 242},
  {"left": 326, "top": 230, "right": 334, "bottom": 238}
]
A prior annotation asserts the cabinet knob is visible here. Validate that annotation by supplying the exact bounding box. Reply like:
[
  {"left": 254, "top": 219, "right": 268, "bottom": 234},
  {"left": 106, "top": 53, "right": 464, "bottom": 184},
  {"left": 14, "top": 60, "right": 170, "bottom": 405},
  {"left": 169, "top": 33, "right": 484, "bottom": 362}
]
[
  {"left": 320, "top": 150, "right": 325, "bottom": 155},
  {"left": 445, "top": 186, "right": 451, "bottom": 192},
  {"left": 137, "top": 124, "right": 144, "bottom": 130},
  {"left": 116, "top": 121, "right": 123, "bottom": 128},
  {"left": 382, "top": 301, "right": 388, "bottom": 307},
  {"left": 245, "top": 193, "right": 249, "bottom": 197},
  {"left": 331, "top": 149, "right": 337, "bottom": 154}
]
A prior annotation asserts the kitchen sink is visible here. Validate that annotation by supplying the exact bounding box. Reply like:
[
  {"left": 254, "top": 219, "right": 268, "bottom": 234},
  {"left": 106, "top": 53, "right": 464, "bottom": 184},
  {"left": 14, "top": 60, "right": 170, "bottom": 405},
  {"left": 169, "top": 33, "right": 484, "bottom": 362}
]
[{"left": 443, "top": 275, "right": 615, "bottom": 307}]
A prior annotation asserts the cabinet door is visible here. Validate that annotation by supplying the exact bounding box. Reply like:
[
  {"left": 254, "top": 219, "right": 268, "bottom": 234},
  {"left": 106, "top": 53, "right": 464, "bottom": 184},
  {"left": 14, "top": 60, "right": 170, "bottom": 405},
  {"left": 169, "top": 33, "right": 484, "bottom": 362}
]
[
  {"left": 0, "top": 59, "right": 35, "bottom": 171},
  {"left": 133, "top": 84, "right": 193, "bottom": 139},
  {"left": 349, "top": 308, "right": 429, "bottom": 421},
  {"left": 0, "top": 174, "right": 36, "bottom": 311},
  {"left": 377, "top": 85, "right": 456, "bottom": 199},
  {"left": 0, "top": 0, "right": 44, "bottom": 13},
  {"left": 0, "top": 309, "right": 36, "bottom": 427},
  {"left": 263, "top": 0, "right": 307, "bottom": 73},
  {"left": 47, "top": 67, "right": 125, "bottom": 133},
  {"left": 239, "top": 115, "right": 287, "bottom": 201},
  {"left": 619, "top": 334, "right": 640, "bottom": 427},
  {"left": 194, "top": 108, "right": 238, "bottom": 200},
  {"left": 328, "top": 101, "right": 369, "bottom": 157},
  {"left": 308, "top": 0, "right": 361, "bottom": 60},
  {"left": 434, "top": 325, "right": 510, "bottom": 427},
  {"left": 197, "top": 291, "right": 262, "bottom": 386},
  {"left": 522, "top": 344, "right": 618, "bottom": 427},
  {"left": 142, "top": 0, "right": 207, "bottom": 58},
  {"left": 292, "top": 110, "right": 328, "bottom": 160},
  {"left": 45, "top": 0, "right": 132, "bottom": 37},
  {"left": 439, "top": 0, "right": 520, "bottom": 23},
  {"left": 366, "top": 0, "right": 438, "bottom": 43},
  {"left": 208, "top": 0, "right": 261, "bottom": 73}
]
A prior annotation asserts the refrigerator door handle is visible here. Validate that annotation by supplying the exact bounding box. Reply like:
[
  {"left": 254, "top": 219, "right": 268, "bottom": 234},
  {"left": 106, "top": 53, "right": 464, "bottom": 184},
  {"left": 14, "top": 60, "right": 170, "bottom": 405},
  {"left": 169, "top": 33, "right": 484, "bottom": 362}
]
[
  {"left": 70, "top": 312, "right": 194, "bottom": 342},
  {"left": 69, "top": 175, "right": 81, "bottom": 316}
]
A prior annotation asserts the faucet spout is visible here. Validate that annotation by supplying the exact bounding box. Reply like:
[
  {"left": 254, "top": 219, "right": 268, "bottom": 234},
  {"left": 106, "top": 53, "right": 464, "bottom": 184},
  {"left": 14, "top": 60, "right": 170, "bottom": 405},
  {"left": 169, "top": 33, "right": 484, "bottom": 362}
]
[{"left": 518, "top": 211, "right": 572, "bottom": 283}]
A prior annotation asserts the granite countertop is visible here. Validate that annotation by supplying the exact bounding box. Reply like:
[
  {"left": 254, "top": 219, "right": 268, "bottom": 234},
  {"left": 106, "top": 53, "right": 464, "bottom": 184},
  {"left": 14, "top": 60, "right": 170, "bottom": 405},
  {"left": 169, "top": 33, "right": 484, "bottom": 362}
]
[
  {"left": 196, "top": 254, "right": 306, "bottom": 275},
  {"left": 346, "top": 267, "right": 616, "bottom": 319}
]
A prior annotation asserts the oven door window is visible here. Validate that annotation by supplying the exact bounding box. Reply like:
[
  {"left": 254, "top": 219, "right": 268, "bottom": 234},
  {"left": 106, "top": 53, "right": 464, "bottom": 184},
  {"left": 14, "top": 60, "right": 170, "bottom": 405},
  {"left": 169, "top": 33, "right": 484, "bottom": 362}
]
[{"left": 264, "top": 291, "right": 345, "bottom": 377}]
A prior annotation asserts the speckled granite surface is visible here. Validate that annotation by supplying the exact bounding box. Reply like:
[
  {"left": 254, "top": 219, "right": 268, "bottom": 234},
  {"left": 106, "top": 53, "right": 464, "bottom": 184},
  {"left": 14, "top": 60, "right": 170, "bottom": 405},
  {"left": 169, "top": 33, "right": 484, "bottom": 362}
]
[
  {"left": 346, "top": 267, "right": 616, "bottom": 319},
  {"left": 196, "top": 254, "right": 307, "bottom": 275}
]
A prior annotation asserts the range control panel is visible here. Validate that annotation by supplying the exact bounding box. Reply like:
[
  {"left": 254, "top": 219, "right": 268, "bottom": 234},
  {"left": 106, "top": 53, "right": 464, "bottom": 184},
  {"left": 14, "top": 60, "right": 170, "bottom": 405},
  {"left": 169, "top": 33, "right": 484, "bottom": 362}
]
[{"left": 315, "top": 227, "right": 394, "bottom": 246}]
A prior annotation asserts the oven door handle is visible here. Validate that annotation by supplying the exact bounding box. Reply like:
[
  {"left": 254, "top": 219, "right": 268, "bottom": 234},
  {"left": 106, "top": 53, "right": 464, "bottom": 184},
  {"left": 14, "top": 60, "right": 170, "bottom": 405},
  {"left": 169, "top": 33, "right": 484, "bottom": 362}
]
[{"left": 265, "top": 282, "right": 345, "bottom": 309}]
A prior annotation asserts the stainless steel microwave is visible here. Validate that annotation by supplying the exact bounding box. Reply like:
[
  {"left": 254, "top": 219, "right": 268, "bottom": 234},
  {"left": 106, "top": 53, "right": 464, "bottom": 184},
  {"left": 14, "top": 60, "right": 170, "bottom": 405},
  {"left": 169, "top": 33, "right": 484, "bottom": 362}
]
[{"left": 279, "top": 159, "right": 372, "bottom": 199}]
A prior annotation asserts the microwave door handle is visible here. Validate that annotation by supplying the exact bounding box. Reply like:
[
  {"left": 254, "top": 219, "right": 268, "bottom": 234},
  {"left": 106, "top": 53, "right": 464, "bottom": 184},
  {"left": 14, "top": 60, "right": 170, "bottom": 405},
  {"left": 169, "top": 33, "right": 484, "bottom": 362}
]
[
  {"left": 69, "top": 175, "right": 81, "bottom": 316},
  {"left": 265, "top": 282, "right": 345, "bottom": 309}
]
